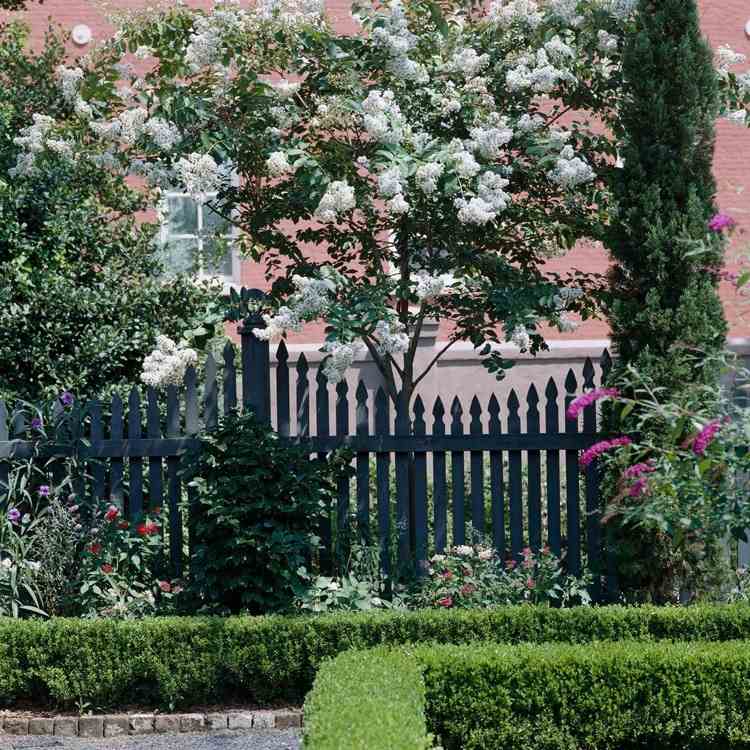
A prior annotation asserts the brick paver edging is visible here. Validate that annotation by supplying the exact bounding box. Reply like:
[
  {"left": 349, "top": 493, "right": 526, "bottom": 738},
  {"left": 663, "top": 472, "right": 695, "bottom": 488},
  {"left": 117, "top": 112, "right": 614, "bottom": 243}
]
[{"left": 0, "top": 709, "right": 302, "bottom": 738}]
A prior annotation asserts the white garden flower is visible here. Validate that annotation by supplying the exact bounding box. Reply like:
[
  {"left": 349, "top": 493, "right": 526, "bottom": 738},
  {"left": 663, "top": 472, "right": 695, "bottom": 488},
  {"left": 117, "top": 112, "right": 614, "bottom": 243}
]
[
  {"left": 547, "top": 145, "right": 595, "bottom": 189},
  {"left": 314, "top": 180, "right": 356, "bottom": 223},
  {"left": 597, "top": 30, "right": 619, "bottom": 54},
  {"left": 416, "top": 162, "right": 444, "bottom": 194},
  {"left": 117, "top": 107, "right": 148, "bottom": 145},
  {"left": 55, "top": 65, "right": 84, "bottom": 103},
  {"left": 445, "top": 48, "right": 489, "bottom": 79},
  {"left": 266, "top": 150, "right": 295, "bottom": 176},
  {"left": 511, "top": 325, "right": 531, "bottom": 349},
  {"left": 414, "top": 270, "right": 455, "bottom": 301},
  {"left": 375, "top": 319, "right": 409, "bottom": 355},
  {"left": 557, "top": 314, "right": 579, "bottom": 333},
  {"left": 487, "top": 0, "right": 543, "bottom": 29},
  {"left": 274, "top": 78, "right": 301, "bottom": 99},
  {"left": 141, "top": 336, "right": 198, "bottom": 389},
  {"left": 377, "top": 166, "right": 404, "bottom": 198},
  {"left": 452, "top": 149, "right": 481, "bottom": 179},
  {"left": 470, "top": 122, "right": 514, "bottom": 159},
  {"left": 454, "top": 545, "right": 474, "bottom": 557},
  {"left": 176, "top": 152, "right": 224, "bottom": 202},
  {"left": 321, "top": 340, "right": 366, "bottom": 383},
  {"left": 387, "top": 194, "right": 411, "bottom": 215},
  {"left": 134, "top": 46, "right": 154, "bottom": 60},
  {"left": 143, "top": 117, "right": 182, "bottom": 151}
]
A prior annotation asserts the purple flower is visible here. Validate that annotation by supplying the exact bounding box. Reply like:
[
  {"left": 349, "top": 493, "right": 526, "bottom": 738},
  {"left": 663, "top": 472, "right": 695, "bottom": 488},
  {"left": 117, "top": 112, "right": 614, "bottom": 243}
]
[
  {"left": 566, "top": 388, "right": 620, "bottom": 420},
  {"left": 709, "top": 213, "right": 736, "bottom": 232},
  {"left": 580, "top": 436, "right": 632, "bottom": 468},
  {"left": 30, "top": 417, "right": 43, "bottom": 431},
  {"left": 692, "top": 418, "right": 728, "bottom": 456},
  {"left": 628, "top": 477, "right": 650, "bottom": 497},
  {"left": 60, "top": 391, "right": 74, "bottom": 407},
  {"left": 37, "top": 485, "right": 51, "bottom": 498},
  {"left": 7, "top": 508, "right": 20, "bottom": 524}
]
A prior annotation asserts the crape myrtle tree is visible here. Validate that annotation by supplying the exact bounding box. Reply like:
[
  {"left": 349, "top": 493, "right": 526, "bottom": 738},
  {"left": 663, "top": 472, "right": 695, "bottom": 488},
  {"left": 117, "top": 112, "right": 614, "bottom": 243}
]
[{"left": 12, "top": 0, "right": 640, "bottom": 410}]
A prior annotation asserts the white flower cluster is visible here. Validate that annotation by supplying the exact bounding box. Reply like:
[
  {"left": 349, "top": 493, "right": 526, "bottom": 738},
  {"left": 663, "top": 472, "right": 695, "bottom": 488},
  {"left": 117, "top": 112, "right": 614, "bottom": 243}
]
[
  {"left": 445, "top": 48, "right": 489, "bottom": 79},
  {"left": 416, "top": 161, "right": 444, "bottom": 194},
  {"left": 511, "top": 325, "right": 531, "bottom": 349},
  {"left": 90, "top": 107, "right": 149, "bottom": 146},
  {"left": 548, "top": 0, "right": 584, "bottom": 27},
  {"left": 716, "top": 45, "right": 747, "bottom": 78},
  {"left": 506, "top": 48, "right": 575, "bottom": 94},
  {"left": 314, "top": 180, "right": 356, "bottom": 223},
  {"left": 414, "top": 270, "right": 455, "bottom": 301},
  {"left": 253, "top": 268, "right": 340, "bottom": 341},
  {"left": 452, "top": 147, "right": 481, "bottom": 179},
  {"left": 371, "top": 0, "right": 427, "bottom": 83},
  {"left": 55, "top": 65, "right": 84, "bottom": 103},
  {"left": 266, "top": 150, "right": 295, "bottom": 176},
  {"left": 134, "top": 46, "right": 154, "bottom": 60},
  {"left": 454, "top": 172, "right": 511, "bottom": 225},
  {"left": 547, "top": 145, "right": 595, "bottom": 189},
  {"left": 597, "top": 30, "right": 618, "bottom": 54},
  {"left": 516, "top": 113, "right": 543, "bottom": 133},
  {"left": 185, "top": 0, "right": 248, "bottom": 71},
  {"left": 176, "top": 152, "right": 224, "bottom": 202},
  {"left": 377, "top": 166, "right": 404, "bottom": 197},
  {"left": 143, "top": 117, "right": 182, "bottom": 151},
  {"left": 470, "top": 120, "right": 514, "bottom": 159},
  {"left": 362, "top": 89, "right": 405, "bottom": 145},
  {"left": 10, "top": 114, "right": 73, "bottom": 177},
  {"left": 553, "top": 286, "right": 584, "bottom": 308},
  {"left": 321, "top": 341, "right": 365, "bottom": 383},
  {"left": 375, "top": 318, "right": 409, "bottom": 355},
  {"left": 487, "top": 0, "right": 543, "bottom": 29},
  {"left": 140, "top": 336, "right": 198, "bottom": 389},
  {"left": 557, "top": 313, "right": 579, "bottom": 333},
  {"left": 255, "top": 0, "right": 325, "bottom": 30}
]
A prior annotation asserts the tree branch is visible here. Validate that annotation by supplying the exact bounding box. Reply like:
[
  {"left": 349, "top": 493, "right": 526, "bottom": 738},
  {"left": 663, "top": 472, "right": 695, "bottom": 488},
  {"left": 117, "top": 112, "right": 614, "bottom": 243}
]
[{"left": 413, "top": 338, "right": 457, "bottom": 389}]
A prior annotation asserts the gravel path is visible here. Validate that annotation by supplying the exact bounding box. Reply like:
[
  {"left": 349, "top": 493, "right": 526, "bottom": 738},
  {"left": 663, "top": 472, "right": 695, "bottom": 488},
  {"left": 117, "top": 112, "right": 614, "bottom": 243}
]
[{"left": 0, "top": 731, "right": 301, "bottom": 750}]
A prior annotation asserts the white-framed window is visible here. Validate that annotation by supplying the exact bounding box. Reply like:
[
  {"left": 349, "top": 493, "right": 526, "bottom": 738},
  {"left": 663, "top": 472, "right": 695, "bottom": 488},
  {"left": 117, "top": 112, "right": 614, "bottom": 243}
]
[{"left": 158, "top": 193, "right": 241, "bottom": 286}]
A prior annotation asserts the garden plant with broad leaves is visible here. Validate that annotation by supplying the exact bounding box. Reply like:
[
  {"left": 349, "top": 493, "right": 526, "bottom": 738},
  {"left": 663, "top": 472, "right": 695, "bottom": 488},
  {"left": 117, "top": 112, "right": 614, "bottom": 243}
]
[{"left": 15, "top": 0, "right": 646, "bottom": 406}]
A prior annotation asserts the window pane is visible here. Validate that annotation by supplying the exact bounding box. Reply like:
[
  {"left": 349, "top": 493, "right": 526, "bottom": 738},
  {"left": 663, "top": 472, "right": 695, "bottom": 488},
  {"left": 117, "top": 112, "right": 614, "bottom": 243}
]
[
  {"left": 160, "top": 237, "right": 199, "bottom": 276},
  {"left": 203, "top": 203, "right": 232, "bottom": 236},
  {"left": 202, "top": 237, "right": 233, "bottom": 277},
  {"left": 167, "top": 196, "right": 198, "bottom": 235}
]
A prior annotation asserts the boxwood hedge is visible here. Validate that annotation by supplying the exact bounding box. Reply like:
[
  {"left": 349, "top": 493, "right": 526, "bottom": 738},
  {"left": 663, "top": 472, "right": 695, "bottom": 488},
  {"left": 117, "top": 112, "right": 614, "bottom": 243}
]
[
  {"left": 305, "top": 641, "right": 750, "bottom": 749},
  {"left": 4, "top": 604, "right": 750, "bottom": 709}
]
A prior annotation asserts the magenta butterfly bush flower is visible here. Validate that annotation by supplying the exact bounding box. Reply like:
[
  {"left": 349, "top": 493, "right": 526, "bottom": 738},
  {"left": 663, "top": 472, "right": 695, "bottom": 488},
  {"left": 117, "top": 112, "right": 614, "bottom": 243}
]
[
  {"left": 709, "top": 213, "right": 736, "bottom": 232},
  {"left": 566, "top": 388, "right": 620, "bottom": 420},
  {"left": 691, "top": 418, "right": 728, "bottom": 456},
  {"left": 622, "top": 461, "right": 656, "bottom": 479},
  {"left": 7, "top": 508, "right": 20, "bottom": 524},
  {"left": 580, "top": 436, "right": 632, "bottom": 468},
  {"left": 60, "top": 391, "right": 74, "bottom": 407}
]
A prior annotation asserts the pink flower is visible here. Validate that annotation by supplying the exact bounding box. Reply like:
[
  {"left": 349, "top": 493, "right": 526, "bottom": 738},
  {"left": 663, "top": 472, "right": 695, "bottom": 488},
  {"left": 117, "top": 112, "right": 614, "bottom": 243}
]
[
  {"left": 628, "top": 477, "right": 650, "bottom": 497},
  {"left": 505, "top": 559, "right": 517, "bottom": 570},
  {"left": 459, "top": 583, "right": 476, "bottom": 596},
  {"left": 437, "top": 596, "right": 453, "bottom": 608},
  {"left": 580, "top": 436, "right": 632, "bottom": 468},
  {"left": 622, "top": 462, "right": 656, "bottom": 479},
  {"left": 101, "top": 563, "right": 113, "bottom": 574},
  {"left": 158, "top": 581, "right": 172, "bottom": 593},
  {"left": 88, "top": 543, "right": 102, "bottom": 556},
  {"left": 526, "top": 577, "right": 535, "bottom": 589},
  {"left": 709, "top": 213, "right": 736, "bottom": 232},
  {"left": 566, "top": 388, "right": 620, "bottom": 420},
  {"left": 719, "top": 270, "right": 741, "bottom": 287},
  {"left": 692, "top": 418, "right": 728, "bottom": 456},
  {"left": 104, "top": 505, "right": 119, "bottom": 522},
  {"left": 441, "top": 569, "right": 453, "bottom": 580}
]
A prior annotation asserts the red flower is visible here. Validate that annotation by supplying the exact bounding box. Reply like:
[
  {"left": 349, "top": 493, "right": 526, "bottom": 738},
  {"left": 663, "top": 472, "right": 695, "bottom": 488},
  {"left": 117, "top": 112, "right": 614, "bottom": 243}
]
[
  {"left": 460, "top": 583, "right": 476, "bottom": 596},
  {"left": 158, "top": 581, "right": 172, "bottom": 593},
  {"left": 441, "top": 569, "right": 453, "bottom": 580},
  {"left": 437, "top": 596, "right": 453, "bottom": 608},
  {"left": 101, "top": 563, "right": 113, "bottom": 574},
  {"left": 88, "top": 543, "right": 102, "bottom": 556},
  {"left": 137, "top": 521, "right": 160, "bottom": 536},
  {"left": 104, "top": 505, "right": 119, "bottom": 522},
  {"left": 118, "top": 521, "right": 130, "bottom": 530}
]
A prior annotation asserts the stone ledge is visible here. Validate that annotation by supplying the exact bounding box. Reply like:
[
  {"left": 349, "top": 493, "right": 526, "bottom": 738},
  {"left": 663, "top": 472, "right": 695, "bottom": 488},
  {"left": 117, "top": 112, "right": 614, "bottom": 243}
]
[{"left": 0, "top": 709, "right": 303, "bottom": 737}]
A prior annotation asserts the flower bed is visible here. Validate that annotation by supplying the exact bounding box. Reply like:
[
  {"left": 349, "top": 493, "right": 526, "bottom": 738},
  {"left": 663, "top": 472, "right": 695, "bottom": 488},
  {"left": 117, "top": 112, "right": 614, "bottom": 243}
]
[
  {"left": 305, "top": 640, "right": 750, "bottom": 749},
  {"left": 5, "top": 605, "right": 750, "bottom": 710}
]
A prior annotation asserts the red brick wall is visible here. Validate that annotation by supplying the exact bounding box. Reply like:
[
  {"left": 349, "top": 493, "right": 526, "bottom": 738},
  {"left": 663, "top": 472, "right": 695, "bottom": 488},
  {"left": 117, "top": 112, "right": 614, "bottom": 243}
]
[{"left": 6, "top": 0, "right": 750, "bottom": 341}]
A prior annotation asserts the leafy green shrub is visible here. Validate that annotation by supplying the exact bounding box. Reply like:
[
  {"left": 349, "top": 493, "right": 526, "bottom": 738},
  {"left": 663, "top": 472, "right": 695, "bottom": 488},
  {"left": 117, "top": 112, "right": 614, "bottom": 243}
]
[
  {"left": 303, "top": 648, "right": 432, "bottom": 750},
  {"left": 421, "top": 640, "right": 750, "bottom": 749},
  {"left": 407, "top": 544, "right": 591, "bottom": 610},
  {"left": 187, "top": 412, "right": 348, "bottom": 614},
  {"left": 4, "top": 605, "right": 750, "bottom": 709}
]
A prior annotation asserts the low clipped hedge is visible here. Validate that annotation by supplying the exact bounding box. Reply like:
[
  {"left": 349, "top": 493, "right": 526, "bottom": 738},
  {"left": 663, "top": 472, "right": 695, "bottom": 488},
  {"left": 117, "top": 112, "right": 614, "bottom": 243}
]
[
  {"left": 5, "top": 604, "right": 750, "bottom": 709},
  {"left": 304, "top": 648, "right": 432, "bottom": 750},
  {"left": 305, "top": 641, "right": 750, "bottom": 749}
]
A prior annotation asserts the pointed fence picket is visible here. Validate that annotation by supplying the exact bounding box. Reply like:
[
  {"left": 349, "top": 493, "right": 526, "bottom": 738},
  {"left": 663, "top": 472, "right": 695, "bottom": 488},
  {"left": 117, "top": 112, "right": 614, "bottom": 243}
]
[{"left": 0, "top": 288, "right": 651, "bottom": 600}]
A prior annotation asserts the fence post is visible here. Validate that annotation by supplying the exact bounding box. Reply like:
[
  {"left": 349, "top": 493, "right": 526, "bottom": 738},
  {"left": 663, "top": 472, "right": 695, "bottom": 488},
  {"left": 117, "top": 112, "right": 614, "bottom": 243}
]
[{"left": 238, "top": 288, "right": 271, "bottom": 423}]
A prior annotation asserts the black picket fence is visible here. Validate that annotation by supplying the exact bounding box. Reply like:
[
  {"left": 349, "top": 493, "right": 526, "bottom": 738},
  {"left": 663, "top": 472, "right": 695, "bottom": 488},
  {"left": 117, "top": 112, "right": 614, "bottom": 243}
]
[{"left": 0, "top": 290, "right": 618, "bottom": 599}]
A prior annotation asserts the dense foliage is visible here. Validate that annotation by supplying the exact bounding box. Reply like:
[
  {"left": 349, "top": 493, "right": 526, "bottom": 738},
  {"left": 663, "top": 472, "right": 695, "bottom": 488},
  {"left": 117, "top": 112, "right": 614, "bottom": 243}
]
[
  {"left": 0, "top": 23, "right": 216, "bottom": 402},
  {"left": 423, "top": 640, "right": 750, "bottom": 749},
  {"left": 187, "top": 412, "right": 347, "bottom": 614},
  {"left": 304, "top": 648, "right": 433, "bottom": 750},
  {"left": 3, "top": 604, "right": 750, "bottom": 709}
]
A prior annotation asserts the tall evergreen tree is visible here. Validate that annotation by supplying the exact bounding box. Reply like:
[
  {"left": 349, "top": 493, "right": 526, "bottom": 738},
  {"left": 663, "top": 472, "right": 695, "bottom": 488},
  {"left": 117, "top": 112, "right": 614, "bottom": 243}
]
[
  {"left": 605, "top": 0, "right": 728, "bottom": 600},
  {"left": 606, "top": 0, "right": 727, "bottom": 394}
]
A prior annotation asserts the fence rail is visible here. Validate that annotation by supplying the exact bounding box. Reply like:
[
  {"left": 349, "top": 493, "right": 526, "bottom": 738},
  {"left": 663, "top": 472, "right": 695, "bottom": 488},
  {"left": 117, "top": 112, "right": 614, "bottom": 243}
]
[{"left": 0, "top": 293, "right": 620, "bottom": 598}]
